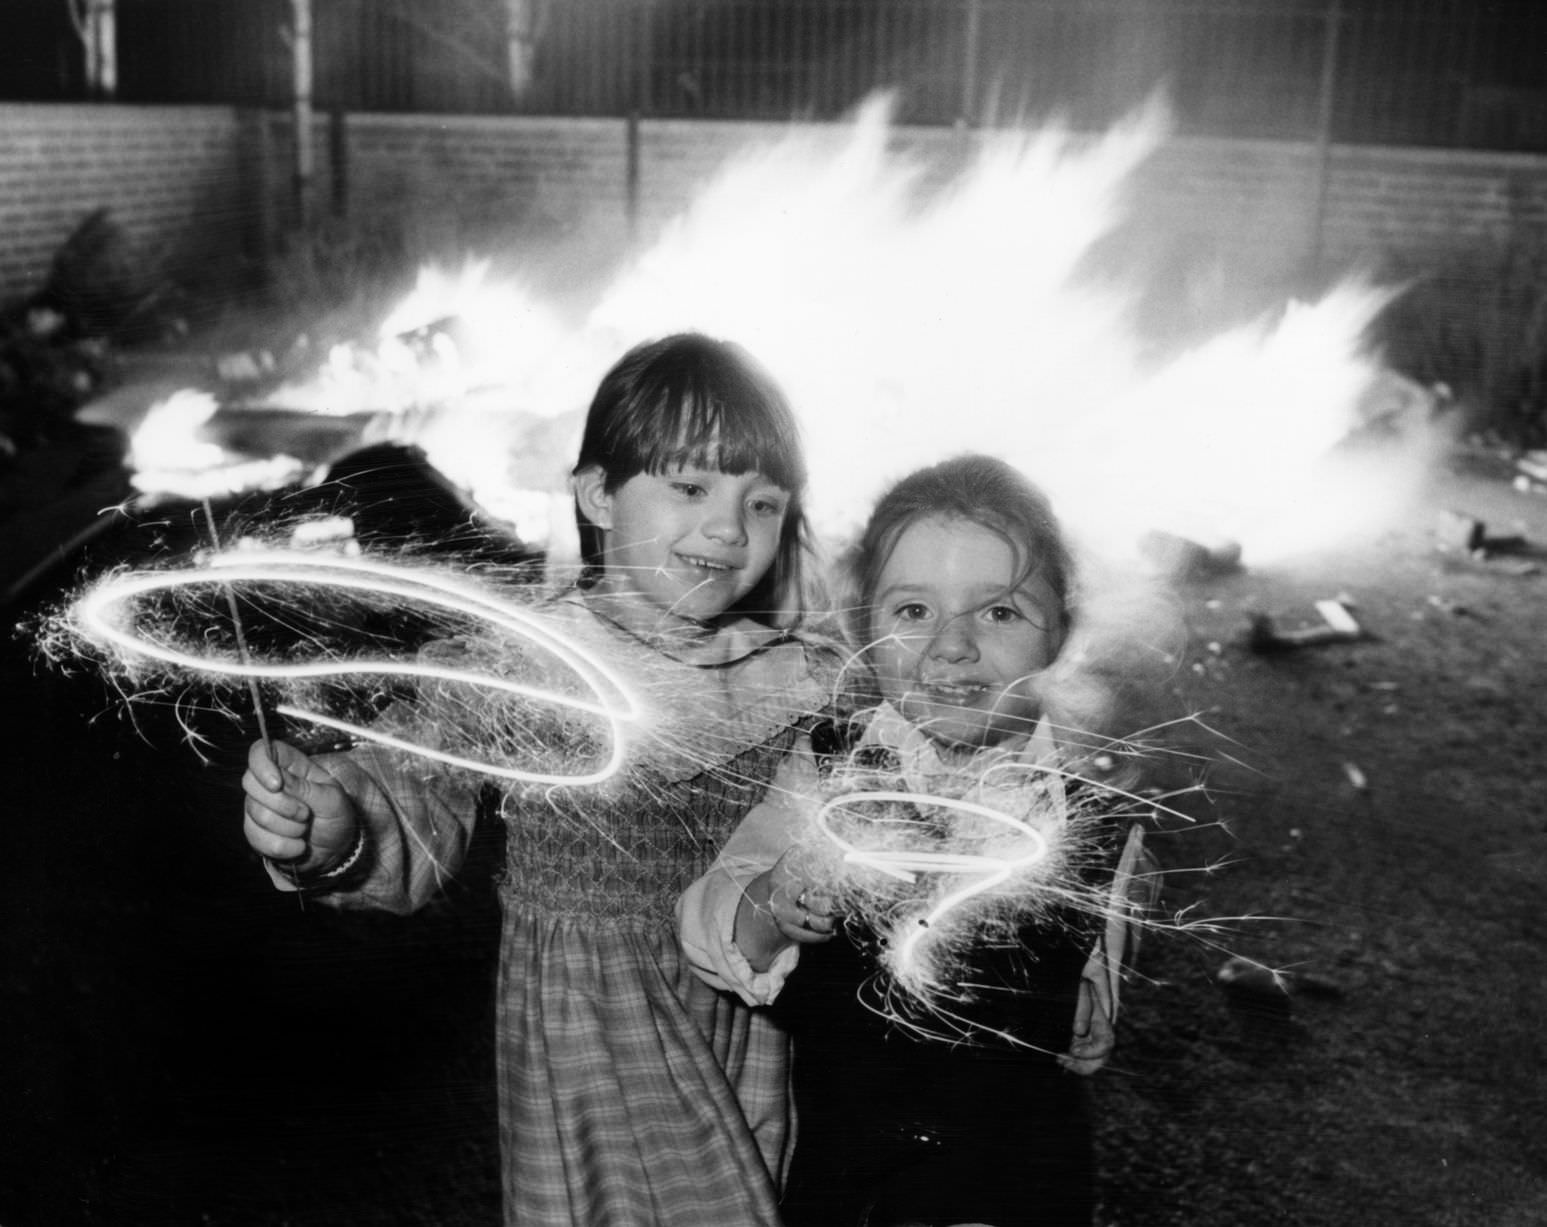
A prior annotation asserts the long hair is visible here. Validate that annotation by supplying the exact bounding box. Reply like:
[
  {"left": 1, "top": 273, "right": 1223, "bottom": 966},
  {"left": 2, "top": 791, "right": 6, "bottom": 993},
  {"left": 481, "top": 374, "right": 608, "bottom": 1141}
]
[
  {"left": 572, "top": 333, "right": 812, "bottom": 625},
  {"left": 845, "top": 453, "right": 1074, "bottom": 650}
]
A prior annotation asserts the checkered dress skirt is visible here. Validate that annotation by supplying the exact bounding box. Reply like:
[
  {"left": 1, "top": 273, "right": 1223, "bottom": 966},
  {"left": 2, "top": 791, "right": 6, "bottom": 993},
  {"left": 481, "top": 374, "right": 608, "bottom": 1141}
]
[
  {"left": 493, "top": 729, "right": 797, "bottom": 1226},
  {"left": 316, "top": 610, "right": 834, "bottom": 1226}
]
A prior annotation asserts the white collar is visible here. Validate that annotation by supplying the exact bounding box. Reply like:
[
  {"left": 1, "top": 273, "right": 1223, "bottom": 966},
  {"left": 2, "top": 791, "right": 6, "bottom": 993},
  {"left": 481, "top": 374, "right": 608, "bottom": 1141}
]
[{"left": 856, "top": 702, "right": 1068, "bottom": 815}]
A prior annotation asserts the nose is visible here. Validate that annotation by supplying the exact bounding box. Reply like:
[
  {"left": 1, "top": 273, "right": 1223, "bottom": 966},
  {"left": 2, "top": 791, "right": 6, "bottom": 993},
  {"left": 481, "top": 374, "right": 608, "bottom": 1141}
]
[
  {"left": 702, "top": 492, "right": 748, "bottom": 546},
  {"left": 926, "top": 614, "right": 979, "bottom": 663}
]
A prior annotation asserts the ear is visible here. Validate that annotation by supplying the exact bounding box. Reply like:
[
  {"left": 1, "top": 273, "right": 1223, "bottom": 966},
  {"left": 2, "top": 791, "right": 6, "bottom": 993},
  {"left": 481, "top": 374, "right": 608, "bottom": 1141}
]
[{"left": 572, "top": 465, "right": 614, "bottom": 531}]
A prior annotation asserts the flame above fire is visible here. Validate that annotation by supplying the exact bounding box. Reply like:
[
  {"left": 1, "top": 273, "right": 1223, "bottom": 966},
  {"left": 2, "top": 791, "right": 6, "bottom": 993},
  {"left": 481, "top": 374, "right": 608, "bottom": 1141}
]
[{"left": 127, "top": 97, "right": 1428, "bottom": 568}]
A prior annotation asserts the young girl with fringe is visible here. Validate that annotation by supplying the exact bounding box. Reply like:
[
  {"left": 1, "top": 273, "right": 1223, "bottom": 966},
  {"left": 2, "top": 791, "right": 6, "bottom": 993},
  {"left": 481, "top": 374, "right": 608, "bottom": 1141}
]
[
  {"left": 680, "top": 452, "right": 1160, "bottom": 1227},
  {"left": 241, "top": 333, "right": 837, "bottom": 1227}
]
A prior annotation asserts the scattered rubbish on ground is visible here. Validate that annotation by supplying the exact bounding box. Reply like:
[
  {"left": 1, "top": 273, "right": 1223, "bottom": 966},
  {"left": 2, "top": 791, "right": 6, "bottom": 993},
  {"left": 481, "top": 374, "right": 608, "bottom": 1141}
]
[
  {"left": 1436, "top": 509, "right": 1486, "bottom": 552},
  {"left": 1216, "top": 957, "right": 1343, "bottom": 1004},
  {"left": 1434, "top": 509, "right": 1543, "bottom": 574},
  {"left": 1247, "top": 598, "right": 1365, "bottom": 652},
  {"left": 1426, "top": 593, "right": 1479, "bottom": 619},
  {"left": 1517, "top": 450, "right": 1547, "bottom": 484},
  {"left": 1216, "top": 957, "right": 1290, "bottom": 1000},
  {"left": 1512, "top": 451, "right": 1547, "bottom": 495}
]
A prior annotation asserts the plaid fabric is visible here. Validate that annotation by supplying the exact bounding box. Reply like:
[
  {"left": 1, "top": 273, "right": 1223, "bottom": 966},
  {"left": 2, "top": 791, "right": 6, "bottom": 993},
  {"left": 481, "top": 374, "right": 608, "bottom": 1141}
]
[
  {"left": 497, "top": 906, "right": 792, "bottom": 1226},
  {"left": 490, "top": 697, "right": 808, "bottom": 1225},
  {"left": 316, "top": 611, "right": 836, "bottom": 1226}
]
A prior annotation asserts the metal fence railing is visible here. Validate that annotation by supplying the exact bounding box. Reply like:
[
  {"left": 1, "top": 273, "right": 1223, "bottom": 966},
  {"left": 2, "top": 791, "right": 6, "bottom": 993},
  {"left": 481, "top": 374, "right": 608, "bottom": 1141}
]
[{"left": 9, "top": 0, "right": 1547, "bottom": 153}]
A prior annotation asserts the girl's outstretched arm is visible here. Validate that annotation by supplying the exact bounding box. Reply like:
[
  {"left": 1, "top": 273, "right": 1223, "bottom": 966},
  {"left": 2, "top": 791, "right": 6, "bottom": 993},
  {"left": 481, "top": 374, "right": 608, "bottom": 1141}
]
[{"left": 679, "top": 732, "right": 836, "bottom": 1004}]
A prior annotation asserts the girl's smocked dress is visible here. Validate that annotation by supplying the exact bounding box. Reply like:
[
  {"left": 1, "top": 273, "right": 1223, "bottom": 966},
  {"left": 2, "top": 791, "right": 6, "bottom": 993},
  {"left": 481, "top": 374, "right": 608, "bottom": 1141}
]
[{"left": 283, "top": 599, "right": 833, "bottom": 1226}]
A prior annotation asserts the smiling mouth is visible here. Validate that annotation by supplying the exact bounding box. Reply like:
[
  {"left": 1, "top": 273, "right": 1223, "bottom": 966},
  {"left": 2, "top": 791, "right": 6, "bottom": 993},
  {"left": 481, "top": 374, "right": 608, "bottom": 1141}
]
[
  {"left": 912, "top": 680, "right": 992, "bottom": 703},
  {"left": 677, "top": 553, "right": 735, "bottom": 573}
]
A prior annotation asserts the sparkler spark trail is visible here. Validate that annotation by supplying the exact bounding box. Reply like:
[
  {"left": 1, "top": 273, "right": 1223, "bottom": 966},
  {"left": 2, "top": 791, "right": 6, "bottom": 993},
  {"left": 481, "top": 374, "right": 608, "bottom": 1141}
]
[
  {"left": 69, "top": 550, "right": 641, "bottom": 786},
  {"left": 815, "top": 788, "right": 1052, "bottom": 985},
  {"left": 792, "top": 708, "right": 1224, "bottom": 1036}
]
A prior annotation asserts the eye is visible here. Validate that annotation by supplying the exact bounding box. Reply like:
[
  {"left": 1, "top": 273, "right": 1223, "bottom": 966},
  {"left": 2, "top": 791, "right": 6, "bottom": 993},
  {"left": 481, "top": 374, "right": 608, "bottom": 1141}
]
[
  {"left": 669, "top": 480, "right": 706, "bottom": 499},
  {"left": 893, "top": 602, "right": 932, "bottom": 623},
  {"left": 749, "top": 493, "right": 789, "bottom": 518},
  {"left": 983, "top": 604, "right": 1024, "bottom": 625}
]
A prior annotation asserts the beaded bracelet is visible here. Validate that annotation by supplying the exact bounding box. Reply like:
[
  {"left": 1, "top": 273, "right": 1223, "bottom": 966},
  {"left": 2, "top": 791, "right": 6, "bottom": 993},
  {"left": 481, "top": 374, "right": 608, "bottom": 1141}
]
[
  {"left": 273, "top": 825, "right": 367, "bottom": 888},
  {"left": 315, "top": 826, "right": 368, "bottom": 879}
]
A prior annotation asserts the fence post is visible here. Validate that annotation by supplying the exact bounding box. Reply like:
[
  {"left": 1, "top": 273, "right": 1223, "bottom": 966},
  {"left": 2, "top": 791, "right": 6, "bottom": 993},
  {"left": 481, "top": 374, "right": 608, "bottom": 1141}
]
[
  {"left": 626, "top": 0, "right": 651, "bottom": 238},
  {"left": 289, "top": 0, "right": 315, "bottom": 235},
  {"left": 329, "top": 108, "right": 348, "bottom": 220},
  {"left": 253, "top": 110, "right": 275, "bottom": 270},
  {"left": 958, "top": 0, "right": 982, "bottom": 132},
  {"left": 627, "top": 110, "right": 641, "bottom": 239},
  {"left": 81, "top": 0, "right": 118, "bottom": 100},
  {"left": 1308, "top": 0, "right": 1343, "bottom": 278}
]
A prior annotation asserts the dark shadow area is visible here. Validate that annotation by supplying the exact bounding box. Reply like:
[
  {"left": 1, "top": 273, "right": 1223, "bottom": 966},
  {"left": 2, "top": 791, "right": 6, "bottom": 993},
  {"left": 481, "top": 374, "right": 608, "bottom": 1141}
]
[{"left": 1, "top": 432, "right": 508, "bottom": 1227}]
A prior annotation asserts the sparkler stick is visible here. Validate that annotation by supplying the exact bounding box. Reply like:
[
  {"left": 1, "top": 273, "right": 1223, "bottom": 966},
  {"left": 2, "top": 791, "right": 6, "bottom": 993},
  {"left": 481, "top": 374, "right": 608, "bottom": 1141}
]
[
  {"left": 200, "top": 499, "right": 276, "bottom": 763},
  {"left": 195, "top": 500, "right": 301, "bottom": 902}
]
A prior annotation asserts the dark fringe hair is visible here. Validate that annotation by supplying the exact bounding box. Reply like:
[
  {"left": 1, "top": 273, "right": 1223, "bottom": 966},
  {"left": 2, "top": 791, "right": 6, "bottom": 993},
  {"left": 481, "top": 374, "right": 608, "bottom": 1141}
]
[{"left": 572, "top": 333, "right": 812, "bottom": 625}]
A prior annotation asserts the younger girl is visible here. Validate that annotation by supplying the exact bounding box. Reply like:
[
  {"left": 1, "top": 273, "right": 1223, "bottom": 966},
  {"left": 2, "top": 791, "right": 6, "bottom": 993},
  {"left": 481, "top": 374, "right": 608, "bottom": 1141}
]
[
  {"left": 242, "top": 333, "right": 837, "bottom": 1227},
  {"left": 680, "top": 452, "right": 1158, "bottom": 1227}
]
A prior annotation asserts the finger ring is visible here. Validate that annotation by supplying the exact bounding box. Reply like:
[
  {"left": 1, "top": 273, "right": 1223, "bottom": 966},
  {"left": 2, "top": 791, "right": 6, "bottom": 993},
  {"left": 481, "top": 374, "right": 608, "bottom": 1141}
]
[
  {"left": 800, "top": 909, "right": 815, "bottom": 931},
  {"left": 796, "top": 888, "right": 809, "bottom": 909}
]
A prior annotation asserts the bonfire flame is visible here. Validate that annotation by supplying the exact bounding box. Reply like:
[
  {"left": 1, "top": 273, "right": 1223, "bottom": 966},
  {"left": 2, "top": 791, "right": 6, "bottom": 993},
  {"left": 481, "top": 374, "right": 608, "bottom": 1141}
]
[{"left": 123, "top": 96, "right": 1418, "bottom": 567}]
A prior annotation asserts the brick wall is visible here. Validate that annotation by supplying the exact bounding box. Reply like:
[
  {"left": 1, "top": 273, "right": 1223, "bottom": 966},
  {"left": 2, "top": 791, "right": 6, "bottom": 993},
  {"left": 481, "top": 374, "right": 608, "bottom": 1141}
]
[
  {"left": 6, "top": 103, "right": 1547, "bottom": 323},
  {"left": 0, "top": 104, "right": 260, "bottom": 304}
]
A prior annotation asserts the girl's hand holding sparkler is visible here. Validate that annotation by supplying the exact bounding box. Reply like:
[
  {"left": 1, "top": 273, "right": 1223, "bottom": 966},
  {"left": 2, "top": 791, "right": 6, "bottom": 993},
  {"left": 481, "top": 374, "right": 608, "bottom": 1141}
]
[
  {"left": 734, "top": 850, "right": 839, "bottom": 973},
  {"left": 242, "top": 739, "right": 365, "bottom": 885}
]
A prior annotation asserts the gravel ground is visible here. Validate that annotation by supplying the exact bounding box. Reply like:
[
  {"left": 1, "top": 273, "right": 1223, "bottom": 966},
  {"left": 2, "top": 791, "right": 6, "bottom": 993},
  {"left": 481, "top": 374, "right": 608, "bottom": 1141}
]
[
  {"left": 1094, "top": 448, "right": 1547, "bottom": 1227},
  {"left": 2, "top": 417, "right": 1544, "bottom": 1227}
]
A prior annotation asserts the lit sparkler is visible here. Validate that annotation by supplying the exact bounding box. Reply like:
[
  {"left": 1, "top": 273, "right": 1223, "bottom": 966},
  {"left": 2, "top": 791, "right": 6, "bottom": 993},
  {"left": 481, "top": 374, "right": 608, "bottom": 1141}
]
[
  {"left": 68, "top": 549, "right": 641, "bottom": 786},
  {"left": 815, "top": 787, "right": 1053, "bottom": 990}
]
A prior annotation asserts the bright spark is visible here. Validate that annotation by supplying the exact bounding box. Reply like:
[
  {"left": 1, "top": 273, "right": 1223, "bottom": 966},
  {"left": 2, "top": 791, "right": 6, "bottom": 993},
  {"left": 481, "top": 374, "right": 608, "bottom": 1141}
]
[
  {"left": 71, "top": 550, "right": 640, "bottom": 786},
  {"left": 816, "top": 787, "right": 1053, "bottom": 986}
]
